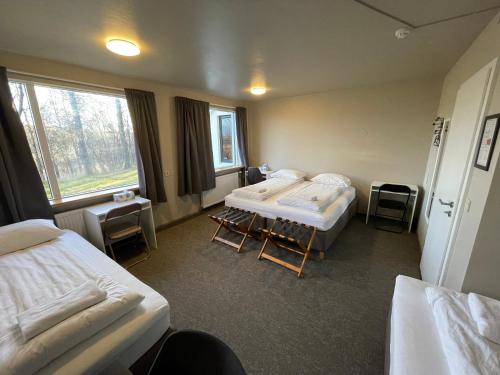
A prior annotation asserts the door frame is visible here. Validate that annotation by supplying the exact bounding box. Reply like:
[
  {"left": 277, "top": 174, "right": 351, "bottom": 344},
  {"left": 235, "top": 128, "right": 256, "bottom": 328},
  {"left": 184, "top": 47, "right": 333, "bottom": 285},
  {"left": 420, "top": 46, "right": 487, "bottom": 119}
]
[
  {"left": 437, "top": 57, "right": 499, "bottom": 286},
  {"left": 424, "top": 118, "right": 450, "bottom": 223}
]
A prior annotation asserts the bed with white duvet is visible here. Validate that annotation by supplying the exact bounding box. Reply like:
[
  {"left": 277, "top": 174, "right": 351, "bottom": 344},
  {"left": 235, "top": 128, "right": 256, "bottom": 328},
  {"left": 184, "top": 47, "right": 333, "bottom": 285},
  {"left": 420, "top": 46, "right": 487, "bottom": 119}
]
[
  {"left": 0, "top": 220, "right": 169, "bottom": 375},
  {"left": 388, "top": 275, "right": 500, "bottom": 375},
  {"left": 226, "top": 182, "right": 356, "bottom": 231}
]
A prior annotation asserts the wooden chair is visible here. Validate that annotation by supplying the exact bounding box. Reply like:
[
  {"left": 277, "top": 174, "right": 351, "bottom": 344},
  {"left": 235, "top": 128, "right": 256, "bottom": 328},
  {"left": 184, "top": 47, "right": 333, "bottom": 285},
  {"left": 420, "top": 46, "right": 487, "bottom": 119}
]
[
  {"left": 102, "top": 203, "right": 151, "bottom": 268},
  {"left": 258, "top": 218, "right": 317, "bottom": 277},
  {"left": 208, "top": 207, "right": 258, "bottom": 252}
]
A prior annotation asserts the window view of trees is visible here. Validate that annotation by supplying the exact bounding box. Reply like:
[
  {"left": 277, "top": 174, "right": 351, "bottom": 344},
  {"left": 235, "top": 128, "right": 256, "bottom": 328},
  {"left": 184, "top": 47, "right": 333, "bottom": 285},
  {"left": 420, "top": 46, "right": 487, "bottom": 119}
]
[
  {"left": 209, "top": 107, "right": 240, "bottom": 170},
  {"left": 9, "top": 82, "right": 52, "bottom": 198},
  {"left": 9, "top": 80, "right": 139, "bottom": 199}
]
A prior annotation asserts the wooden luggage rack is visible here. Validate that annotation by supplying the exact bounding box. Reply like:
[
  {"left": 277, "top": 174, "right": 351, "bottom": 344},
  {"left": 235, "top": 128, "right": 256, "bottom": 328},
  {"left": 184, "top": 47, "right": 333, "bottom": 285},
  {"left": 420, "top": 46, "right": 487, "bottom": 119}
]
[
  {"left": 208, "top": 207, "right": 259, "bottom": 252},
  {"left": 258, "top": 217, "right": 317, "bottom": 277}
]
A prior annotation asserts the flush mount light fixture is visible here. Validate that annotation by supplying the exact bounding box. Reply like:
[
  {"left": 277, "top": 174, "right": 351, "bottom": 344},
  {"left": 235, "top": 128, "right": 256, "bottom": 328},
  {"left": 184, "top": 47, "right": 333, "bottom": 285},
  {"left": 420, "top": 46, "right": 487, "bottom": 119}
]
[
  {"left": 395, "top": 27, "right": 411, "bottom": 40},
  {"left": 250, "top": 87, "right": 267, "bottom": 95},
  {"left": 106, "top": 39, "right": 140, "bottom": 56}
]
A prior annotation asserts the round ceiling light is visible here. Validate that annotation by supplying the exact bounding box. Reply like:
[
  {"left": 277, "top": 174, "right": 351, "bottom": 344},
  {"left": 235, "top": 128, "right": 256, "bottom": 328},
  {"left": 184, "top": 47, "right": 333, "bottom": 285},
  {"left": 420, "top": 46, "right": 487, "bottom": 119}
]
[
  {"left": 106, "top": 39, "right": 140, "bottom": 56},
  {"left": 250, "top": 87, "right": 267, "bottom": 95}
]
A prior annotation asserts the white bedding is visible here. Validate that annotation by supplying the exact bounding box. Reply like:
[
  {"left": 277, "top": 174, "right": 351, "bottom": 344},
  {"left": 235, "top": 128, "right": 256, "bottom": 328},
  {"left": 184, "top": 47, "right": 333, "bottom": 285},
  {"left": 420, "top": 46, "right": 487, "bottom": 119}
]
[
  {"left": 389, "top": 275, "right": 449, "bottom": 375},
  {"left": 225, "top": 182, "right": 356, "bottom": 231},
  {"left": 426, "top": 287, "right": 500, "bottom": 375},
  {"left": 232, "top": 177, "right": 303, "bottom": 201},
  {"left": 277, "top": 181, "right": 343, "bottom": 212},
  {"left": 0, "top": 230, "right": 169, "bottom": 375}
]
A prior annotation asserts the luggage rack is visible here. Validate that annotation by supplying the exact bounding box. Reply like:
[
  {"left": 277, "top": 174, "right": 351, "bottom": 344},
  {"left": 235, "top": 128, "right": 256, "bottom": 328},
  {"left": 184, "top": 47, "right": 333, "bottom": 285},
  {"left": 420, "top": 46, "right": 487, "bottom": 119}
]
[
  {"left": 208, "top": 207, "right": 259, "bottom": 252},
  {"left": 258, "top": 217, "right": 317, "bottom": 277}
]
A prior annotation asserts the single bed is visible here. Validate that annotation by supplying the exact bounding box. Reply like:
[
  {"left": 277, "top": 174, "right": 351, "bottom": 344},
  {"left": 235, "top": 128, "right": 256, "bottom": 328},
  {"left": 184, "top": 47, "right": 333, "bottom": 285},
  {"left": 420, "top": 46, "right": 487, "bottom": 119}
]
[
  {"left": 225, "top": 182, "right": 358, "bottom": 253},
  {"left": 0, "top": 229, "right": 170, "bottom": 375},
  {"left": 387, "top": 275, "right": 450, "bottom": 375}
]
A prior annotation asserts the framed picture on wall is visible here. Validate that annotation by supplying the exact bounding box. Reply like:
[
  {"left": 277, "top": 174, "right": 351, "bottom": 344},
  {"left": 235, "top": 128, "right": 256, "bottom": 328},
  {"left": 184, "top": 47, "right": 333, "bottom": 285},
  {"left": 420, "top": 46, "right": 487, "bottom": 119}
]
[{"left": 474, "top": 113, "right": 500, "bottom": 171}]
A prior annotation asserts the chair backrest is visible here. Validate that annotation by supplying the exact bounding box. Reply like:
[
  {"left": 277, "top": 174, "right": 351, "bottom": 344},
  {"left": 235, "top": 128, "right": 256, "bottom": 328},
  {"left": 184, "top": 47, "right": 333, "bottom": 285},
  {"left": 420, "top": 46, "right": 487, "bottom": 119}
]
[
  {"left": 378, "top": 184, "right": 411, "bottom": 205},
  {"left": 247, "top": 167, "right": 265, "bottom": 185},
  {"left": 104, "top": 202, "right": 142, "bottom": 224},
  {"left": 148, "top": 330, "right": 246, "bottom": 375}
]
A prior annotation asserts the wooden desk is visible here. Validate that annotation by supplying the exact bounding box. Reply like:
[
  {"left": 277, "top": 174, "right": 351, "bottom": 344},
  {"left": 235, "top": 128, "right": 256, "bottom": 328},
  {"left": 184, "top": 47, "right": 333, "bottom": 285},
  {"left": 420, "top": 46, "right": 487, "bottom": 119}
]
[
  {"left": 83, "top": 197, "right": 157, "bottom": 252},
  {"left": 366, "top": 181, "right": 419, "bottom": 233}
]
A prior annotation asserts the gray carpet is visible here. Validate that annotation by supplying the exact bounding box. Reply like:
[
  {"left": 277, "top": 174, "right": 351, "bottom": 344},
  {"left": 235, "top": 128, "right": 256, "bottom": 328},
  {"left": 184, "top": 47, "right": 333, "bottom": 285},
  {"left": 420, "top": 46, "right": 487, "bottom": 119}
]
[{"left": 129, "top": 210, "right": 421, "bottom": 375}]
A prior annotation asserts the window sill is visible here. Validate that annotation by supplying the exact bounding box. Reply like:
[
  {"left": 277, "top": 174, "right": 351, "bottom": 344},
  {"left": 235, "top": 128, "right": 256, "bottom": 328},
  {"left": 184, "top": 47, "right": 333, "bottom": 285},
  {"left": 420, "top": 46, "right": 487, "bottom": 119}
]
[
  {"left": 215, "top": 166, "right": 244, "bottom": 177},
  {"left": 51, "top": 185, "right": 140, "bottom": 213}
]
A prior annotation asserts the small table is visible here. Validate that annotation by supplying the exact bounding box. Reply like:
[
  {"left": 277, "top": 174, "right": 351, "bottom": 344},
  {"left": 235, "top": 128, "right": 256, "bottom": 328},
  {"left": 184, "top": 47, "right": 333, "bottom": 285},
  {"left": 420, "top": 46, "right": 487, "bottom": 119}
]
[
  {"left": 83, "top": 196, "right": 157, "bottom": 252},
  {"left": 365, "top": 181, "right": 419, "bottom": 233}
]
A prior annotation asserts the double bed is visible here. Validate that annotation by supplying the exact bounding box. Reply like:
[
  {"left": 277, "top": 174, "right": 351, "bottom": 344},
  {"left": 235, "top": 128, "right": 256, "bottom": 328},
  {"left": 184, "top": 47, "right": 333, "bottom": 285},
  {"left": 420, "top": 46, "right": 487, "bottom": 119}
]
[
  {"left": 225, "top": 181, "right": 358, "bottom": 253},
  {"left": 0, "top": 228, "right": 170, "bottom": 374}
]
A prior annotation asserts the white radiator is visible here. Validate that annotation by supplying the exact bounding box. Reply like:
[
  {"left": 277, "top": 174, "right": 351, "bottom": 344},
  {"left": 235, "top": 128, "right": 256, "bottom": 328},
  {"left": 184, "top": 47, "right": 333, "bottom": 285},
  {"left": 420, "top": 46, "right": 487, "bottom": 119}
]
[
  {"left": 201, "top": 172, "right": 240, "bottom": 208},
  {"left": 55, "top": 209, "right": 88, "bottom": 238}
]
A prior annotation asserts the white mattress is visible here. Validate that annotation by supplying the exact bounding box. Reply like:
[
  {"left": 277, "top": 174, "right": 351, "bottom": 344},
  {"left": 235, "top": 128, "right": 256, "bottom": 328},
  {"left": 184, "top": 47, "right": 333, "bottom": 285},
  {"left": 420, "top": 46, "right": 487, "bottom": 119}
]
[
  {"left": 225, "top": 183, "right": 356, "bottom": 231},
  {"left": 2, "top": 230, "right": 170, "bottom": 375},
  {"left": 389, "top": 275, "right": 449, "bottom": 375}
]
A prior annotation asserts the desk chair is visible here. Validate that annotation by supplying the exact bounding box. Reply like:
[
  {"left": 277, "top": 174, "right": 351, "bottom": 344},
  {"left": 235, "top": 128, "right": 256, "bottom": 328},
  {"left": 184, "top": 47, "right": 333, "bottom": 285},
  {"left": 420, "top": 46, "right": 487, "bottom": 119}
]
[
  {"left": 102, "top": 203, "right": 151, "bottom": 268},
  {"left": 247, "top": 167, "right": 265, "bottom": 185},
  {"left": 374, "top": 184, "right": 411, "bottom": 233},
  {"left": 148, "top": 330, "right": 246, "bottom": 375}
]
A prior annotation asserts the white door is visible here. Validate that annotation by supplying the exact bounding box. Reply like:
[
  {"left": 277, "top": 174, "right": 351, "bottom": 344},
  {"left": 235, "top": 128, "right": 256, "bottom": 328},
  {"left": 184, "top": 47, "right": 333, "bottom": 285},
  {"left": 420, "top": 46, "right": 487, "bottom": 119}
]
[{"left": 420, "top": 59, "right": 497, "bottom": 285}]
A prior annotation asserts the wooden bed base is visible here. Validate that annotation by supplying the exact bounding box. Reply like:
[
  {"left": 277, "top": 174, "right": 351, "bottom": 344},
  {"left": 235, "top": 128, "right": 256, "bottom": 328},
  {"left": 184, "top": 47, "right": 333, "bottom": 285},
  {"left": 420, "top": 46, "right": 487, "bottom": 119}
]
[
  {"left": 258, "top": 218, "right": 318, "bottom": 277},
  {"left": 208, "top": 207, "right": 258, "bottom": 252}
]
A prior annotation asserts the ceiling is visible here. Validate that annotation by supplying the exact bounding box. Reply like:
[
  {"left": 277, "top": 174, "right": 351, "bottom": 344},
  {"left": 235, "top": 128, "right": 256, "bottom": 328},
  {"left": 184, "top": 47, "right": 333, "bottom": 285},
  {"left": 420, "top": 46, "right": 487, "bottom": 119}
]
[{"left": 0, "top": 0, "right": 499, "bottom": 100}]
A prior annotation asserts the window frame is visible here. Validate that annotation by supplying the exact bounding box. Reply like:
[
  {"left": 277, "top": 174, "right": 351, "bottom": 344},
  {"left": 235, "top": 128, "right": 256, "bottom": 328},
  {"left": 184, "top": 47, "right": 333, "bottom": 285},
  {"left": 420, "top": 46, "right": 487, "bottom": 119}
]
[
  {"left": 8, "top": 75, "right": 139, "bottom": 204},
  {"left": 209, "top": 105, "right": 241, "bottom": 171}
]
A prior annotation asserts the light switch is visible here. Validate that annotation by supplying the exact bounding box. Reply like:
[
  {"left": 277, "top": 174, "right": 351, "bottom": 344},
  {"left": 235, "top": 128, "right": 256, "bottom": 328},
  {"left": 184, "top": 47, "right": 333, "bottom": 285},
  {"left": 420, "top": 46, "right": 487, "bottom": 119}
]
[{"left": 164, "top": 170, "right": 171, "bottom": 177}]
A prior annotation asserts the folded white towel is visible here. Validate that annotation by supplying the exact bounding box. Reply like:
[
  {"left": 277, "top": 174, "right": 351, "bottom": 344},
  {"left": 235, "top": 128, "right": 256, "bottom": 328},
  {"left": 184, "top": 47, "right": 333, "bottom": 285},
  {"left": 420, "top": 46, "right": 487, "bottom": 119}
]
[
  {"left": 17, "top": 280, "right": 107, "bottom": 342},
  {"left": 468, "top": 293, "right": 500, "bottom": 344},
  {"left": 3, "top": 276, "right": 144, "bottom": 375}
]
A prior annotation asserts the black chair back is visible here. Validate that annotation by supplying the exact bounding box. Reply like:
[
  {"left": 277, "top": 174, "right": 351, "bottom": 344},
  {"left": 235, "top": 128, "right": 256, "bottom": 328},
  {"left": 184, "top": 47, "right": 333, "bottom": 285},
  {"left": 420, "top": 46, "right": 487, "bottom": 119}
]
[
  {"left": 377, "top": 184, "right": 411, "bottom": 206},
  {"left": 148, "top": 330, "right": 246, "bottom": 375},
  {"left": 247, "top": 167, "right": 265, "bottom": 185}
]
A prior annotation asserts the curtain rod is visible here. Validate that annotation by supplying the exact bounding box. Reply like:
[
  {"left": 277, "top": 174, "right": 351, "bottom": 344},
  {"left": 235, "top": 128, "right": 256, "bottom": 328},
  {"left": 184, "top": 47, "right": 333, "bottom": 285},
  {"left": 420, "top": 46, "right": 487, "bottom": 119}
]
[
  {"left": 210, "top": 103, "right": 237, "bottom": 110},
  {"left": 7, "top": 69, "right": 124, "bottom": 92}
]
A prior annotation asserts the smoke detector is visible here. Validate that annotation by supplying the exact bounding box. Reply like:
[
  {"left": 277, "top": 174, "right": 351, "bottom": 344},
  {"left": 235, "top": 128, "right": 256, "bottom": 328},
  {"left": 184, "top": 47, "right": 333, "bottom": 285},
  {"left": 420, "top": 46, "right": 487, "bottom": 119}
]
[{"left": 395, "top": 27, "right": 411, "bottom": 39}]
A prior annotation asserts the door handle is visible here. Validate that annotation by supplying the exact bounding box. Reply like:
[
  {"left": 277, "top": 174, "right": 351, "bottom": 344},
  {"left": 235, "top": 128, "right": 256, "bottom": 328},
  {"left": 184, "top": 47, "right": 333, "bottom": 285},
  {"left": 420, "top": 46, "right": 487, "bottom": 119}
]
[
  {"left": 439, "top": 198, "right": 454, "bottom": 208},
  {"left": 444, "top": 210, "right": 452, "bottom": 217}
]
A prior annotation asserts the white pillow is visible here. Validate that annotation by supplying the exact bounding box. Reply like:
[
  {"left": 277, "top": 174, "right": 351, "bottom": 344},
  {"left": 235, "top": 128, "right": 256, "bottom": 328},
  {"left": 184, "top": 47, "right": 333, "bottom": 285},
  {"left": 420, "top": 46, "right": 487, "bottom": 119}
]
[
  {"left": 311, "top": 173, "right": 351, "bottom": 187},
  {"left": 0, "top": 219, "right": 63, "bottom": 256},
  {"left": 270, "top": 169, "right": 306, "bottom": 181}
]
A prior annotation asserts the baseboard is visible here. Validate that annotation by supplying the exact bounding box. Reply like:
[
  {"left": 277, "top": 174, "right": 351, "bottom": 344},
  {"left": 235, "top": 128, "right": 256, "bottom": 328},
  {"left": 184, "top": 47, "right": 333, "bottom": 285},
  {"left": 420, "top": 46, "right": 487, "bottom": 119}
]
[{"left": 155, "top": 203, "right": 224, "bottom": 233}]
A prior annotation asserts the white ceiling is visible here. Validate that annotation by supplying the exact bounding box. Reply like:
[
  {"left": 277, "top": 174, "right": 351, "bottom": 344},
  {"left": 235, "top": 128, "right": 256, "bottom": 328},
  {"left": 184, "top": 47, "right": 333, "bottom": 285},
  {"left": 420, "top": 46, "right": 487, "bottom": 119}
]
[{"left": 0, "top": 0, "right": 498, "bottom": 100}]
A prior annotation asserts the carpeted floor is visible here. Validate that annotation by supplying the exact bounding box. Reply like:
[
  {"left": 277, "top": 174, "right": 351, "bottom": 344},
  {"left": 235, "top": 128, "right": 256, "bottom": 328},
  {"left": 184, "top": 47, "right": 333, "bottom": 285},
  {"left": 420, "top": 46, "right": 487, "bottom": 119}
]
[{"left": 129, "top": 210, "right": 421, "bottom": 375}]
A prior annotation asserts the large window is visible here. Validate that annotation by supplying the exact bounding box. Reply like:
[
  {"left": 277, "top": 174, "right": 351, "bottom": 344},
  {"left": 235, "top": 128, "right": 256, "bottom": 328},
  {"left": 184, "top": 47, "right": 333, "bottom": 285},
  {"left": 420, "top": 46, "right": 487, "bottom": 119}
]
[
  {"left": 9, "top": 78, "right": 139, "bottom": 200},
  {"left": 209, "top": 107, "right": 241, "bottom": 170}
]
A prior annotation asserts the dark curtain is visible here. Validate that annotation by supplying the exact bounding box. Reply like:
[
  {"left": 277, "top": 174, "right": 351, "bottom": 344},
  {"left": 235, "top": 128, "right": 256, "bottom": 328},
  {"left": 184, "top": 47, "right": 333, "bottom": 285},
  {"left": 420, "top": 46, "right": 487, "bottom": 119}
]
[
  {"left": 236, "top": 107, "right": 249, "bottom": 168},
  {"left": 124, "top": 88, "right": 167, "bottom": 204},
  {"left": 175, "top": 96, "right": 216, "bottom": 196},
  {"left": 0, "top": 66, "right": 53, "bottom": 225}
]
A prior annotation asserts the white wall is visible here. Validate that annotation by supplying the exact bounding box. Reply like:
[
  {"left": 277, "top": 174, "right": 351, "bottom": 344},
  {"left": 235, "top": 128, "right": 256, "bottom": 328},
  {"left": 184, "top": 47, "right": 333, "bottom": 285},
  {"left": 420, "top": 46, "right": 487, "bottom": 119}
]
[
  {"left": 0, "top": 50, "right": 248, "bottom": 228},
  {"left": 249, "top": 78, "right": 442, "bottom": 214}
]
